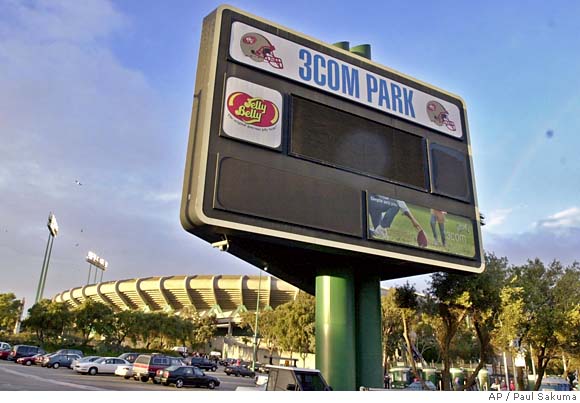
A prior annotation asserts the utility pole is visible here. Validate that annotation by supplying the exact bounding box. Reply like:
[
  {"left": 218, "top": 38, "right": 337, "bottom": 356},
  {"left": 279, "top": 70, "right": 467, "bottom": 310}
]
[{"left": 252, "top": 267, "right": 267, "bottom": 371}]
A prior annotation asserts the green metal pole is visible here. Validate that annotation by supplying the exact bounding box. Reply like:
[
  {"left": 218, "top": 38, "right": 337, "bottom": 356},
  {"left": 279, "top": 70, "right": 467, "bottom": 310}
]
[
  {"left": 315, "top": 267, "right": 356, "bottom": 390},
  {"left": 355, "top": 274, "right": 383, "bottom": 389}
]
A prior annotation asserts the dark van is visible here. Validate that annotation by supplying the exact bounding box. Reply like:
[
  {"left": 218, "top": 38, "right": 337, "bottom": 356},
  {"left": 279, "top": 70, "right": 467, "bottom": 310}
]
[
  {"left": 132, "top": 354, "right": 183, "bottom": 383},
  {"left": 9, "top": 345, "right": 46, "bottom": 361}
]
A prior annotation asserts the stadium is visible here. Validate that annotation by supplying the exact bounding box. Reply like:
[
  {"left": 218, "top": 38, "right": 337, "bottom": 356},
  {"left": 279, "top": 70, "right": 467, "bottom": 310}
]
[{"left": 53, "top": 274, "right": 300, "bottom": 325}]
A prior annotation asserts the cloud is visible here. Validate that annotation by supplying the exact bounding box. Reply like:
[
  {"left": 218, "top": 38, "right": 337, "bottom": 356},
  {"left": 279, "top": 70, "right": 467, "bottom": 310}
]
[
  {"left": 0, "top": 0, "right": 211, "bottom": 314},
  {"left": 484, "top": 207, "right": 580, "bottom": 266},
  {"left": 483, "top": 208, "right": 513, "bottom": 229},
  {"left": 536, "top": 207, "right": 580, "bottom": 229},
  {"left": 145, "top": 192, "right": 182, "bottom": 203}
]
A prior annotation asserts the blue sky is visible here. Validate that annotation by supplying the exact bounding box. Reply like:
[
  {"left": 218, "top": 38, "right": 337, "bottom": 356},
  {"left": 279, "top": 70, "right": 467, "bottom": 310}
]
[{"left": 1, "top": 0, "right": 579, "bottom": 311}]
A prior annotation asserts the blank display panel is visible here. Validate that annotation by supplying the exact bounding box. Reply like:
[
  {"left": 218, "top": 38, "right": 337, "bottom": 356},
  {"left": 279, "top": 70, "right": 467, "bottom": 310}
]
[
  {"left": 214, "top": 157, "right": 363, "bottom": 237},
  {"left": 430, "top": 143, "right": 471, "bottom": 202},
  {"left": 290, "top": 97, "right": 428, "bottom": 190}
]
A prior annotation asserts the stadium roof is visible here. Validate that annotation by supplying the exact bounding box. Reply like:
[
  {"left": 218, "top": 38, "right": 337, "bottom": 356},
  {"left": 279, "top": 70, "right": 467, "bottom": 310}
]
[{"left": 53, "top": 274, "right": 299, "bottom": 320}]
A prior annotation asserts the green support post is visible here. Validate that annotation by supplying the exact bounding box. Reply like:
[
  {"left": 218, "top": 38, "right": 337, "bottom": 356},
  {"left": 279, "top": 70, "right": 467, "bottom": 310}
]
[
  {"left": 315, "top": 268, "right": 356, "bottom": 390},
  {"left": 350, "top": 44, "right": 372, "bottom": 59},
  {"left": 355, "top": 274, "right": 383, "bottom": 389},
  {"left": 332, "top": 41, "right": 350, "bottom": 51}
]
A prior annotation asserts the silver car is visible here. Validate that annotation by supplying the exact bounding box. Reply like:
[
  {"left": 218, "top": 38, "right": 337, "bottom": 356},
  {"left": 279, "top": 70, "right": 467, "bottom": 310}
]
[{"left": 75, "top": 356, "right": 130, "bottom": 376}]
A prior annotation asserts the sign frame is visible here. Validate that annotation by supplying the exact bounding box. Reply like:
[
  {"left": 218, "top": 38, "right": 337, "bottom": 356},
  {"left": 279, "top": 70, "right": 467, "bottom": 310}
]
[{"left": 181, "top": 5, "right": 485, "bottom": 289}]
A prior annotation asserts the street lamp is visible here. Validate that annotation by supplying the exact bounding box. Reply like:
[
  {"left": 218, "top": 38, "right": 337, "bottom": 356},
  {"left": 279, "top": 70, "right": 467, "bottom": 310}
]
[
  {"left": 35, "top": 212, "right": 59, "bottom": 304},
  {"left": 86, "top": 251, "right": 108, "bottom": 284},
  {"left": 252, "top": 266, "right": 267, "bottom": 372}
]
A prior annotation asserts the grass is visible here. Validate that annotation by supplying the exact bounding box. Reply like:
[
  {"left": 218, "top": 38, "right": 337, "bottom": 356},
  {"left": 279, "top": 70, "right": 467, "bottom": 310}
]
[{"left": 368, "top": 204, "right": 476, "bottom": 258}]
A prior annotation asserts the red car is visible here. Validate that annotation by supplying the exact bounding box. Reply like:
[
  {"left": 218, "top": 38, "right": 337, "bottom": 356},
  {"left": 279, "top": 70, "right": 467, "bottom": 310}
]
[
  {"left": 17, "top": 353, "right": 43, "bottom": 366},
  {"left": 0, "top": 350, "right": 10, "bottom": 360}
]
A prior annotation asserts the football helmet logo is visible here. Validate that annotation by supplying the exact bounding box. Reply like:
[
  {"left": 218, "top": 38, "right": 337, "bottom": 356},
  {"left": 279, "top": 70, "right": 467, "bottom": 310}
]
[
  {"left": 240, "top": 32, "right": 284, "bottom": 69},
  {"left": 426, "top": 101, "right": 456, "bottom": 131}
]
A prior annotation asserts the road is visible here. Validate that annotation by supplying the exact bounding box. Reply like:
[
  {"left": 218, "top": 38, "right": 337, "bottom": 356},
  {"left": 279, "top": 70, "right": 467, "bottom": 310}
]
[{"left": 0, "top": 359, "right": 257, "bottom": 391}]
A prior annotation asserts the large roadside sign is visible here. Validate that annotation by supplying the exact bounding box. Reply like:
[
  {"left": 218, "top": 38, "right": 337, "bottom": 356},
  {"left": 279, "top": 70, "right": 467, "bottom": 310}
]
[{"left": 181, "top": 5, "right": 484, "bottom": 293}]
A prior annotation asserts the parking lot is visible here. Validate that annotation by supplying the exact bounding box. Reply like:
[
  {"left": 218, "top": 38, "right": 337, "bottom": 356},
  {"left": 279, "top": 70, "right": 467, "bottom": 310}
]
[{"left": 0, "top": 359, "right": 256, "bottom": 391}]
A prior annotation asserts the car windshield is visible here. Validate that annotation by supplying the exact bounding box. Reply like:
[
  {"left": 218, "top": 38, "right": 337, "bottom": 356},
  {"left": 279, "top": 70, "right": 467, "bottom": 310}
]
[
  {"left": 94, "top": 357, "right": 107, "bottom": 364},
  {"left": 165, "top": 366, "right": 181, "bottom": 372}
]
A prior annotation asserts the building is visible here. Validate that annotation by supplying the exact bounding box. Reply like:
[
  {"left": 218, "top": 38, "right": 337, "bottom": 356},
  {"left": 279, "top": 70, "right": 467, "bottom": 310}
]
[{"left": 53, "top": 274, "right": 299, "bottom": 325}]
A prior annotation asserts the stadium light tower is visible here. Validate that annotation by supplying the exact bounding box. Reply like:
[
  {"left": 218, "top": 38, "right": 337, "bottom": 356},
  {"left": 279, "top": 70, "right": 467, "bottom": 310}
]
[
  {"left": 35, "top": 212, "right": 59, "bottom": 304},
  {"left": 86, "top": 251, "right": 108, "bottom": 283}
]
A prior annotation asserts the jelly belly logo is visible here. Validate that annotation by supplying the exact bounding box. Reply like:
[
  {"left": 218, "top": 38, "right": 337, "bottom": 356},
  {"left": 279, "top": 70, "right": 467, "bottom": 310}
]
[
  {"left": 227, "top": 92, "right": 279, "bottom": 128},
  {"left": 222, "top": 77, "right": 283, "bottom": 149}
]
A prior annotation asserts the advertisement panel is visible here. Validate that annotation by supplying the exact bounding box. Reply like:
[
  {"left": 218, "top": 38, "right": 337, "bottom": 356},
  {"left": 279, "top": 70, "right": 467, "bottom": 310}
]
[
  {"left": 229, "top": 21, "right": 463, "bottom": 139},
  {"left": 222, "top": 77, "right": 283, "bottom": 149},
  {"left": 367, "top": 193, "right": 475, "bottom": 258}
]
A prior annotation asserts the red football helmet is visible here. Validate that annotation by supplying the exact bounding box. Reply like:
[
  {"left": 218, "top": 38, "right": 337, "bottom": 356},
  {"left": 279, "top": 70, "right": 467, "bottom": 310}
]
[
  {"left": 426, "top": 100, "right": 456, "bottom": 131},
  {"left": 240, "top": 32, "right": 284, "bottom": 69}
]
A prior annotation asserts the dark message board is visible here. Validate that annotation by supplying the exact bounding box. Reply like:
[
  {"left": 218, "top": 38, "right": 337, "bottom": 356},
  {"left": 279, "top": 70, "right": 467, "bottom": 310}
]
[{"left": 180, "top": 5, "right": 484, "bottom": 293}]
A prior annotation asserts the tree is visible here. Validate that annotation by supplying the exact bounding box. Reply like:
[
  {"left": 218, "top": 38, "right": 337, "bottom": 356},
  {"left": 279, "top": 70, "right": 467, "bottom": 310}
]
[
  {"left": 425, "top": 275, "right": 471, "bottom": 390},
  {"left": 0, "top": 293, "right": 23, "bottom": 333},
  {"left": 105, "top": 310, "right": 141, "bottom": 346},
  {"left": 395, "top": 283, "right": 426, "bottom": 389},
  {"left": 279, "top": 292, "right": 315, "bottom": 366},
  {"left": 495, "top": 259, "right": 578, "bottom": 390},
  {"left": 22, "top": 299, "right": 72, "bottom": 344},
  {"left": 554, "top": 263, "right": 580, "bottom": 382},
  {"left": 191, "top": 314, "right": 217, "bottom": 350},
  {"left": 461, "top": 253, "right": 507, "bottom": 390},
  {"left": 426, "top": 253, "right": 508, "bottom": 390},
  {"left": 381, "top": 288, "right": 404, "bottom": 372},
  {"left": 73, "top": 300, "right": 113, "bottom": 345}
]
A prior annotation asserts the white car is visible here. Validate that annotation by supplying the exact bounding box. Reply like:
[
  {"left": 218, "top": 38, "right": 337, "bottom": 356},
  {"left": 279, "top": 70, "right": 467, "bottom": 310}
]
[
  {"left": 74, "top": 356, "right": 130, "bottom": 376},
  {"left": 70, "top": 355, "right": 101, "bottom": 370},
  {"left": 114, "top": 363, "right": 133, "bottom": 379}
]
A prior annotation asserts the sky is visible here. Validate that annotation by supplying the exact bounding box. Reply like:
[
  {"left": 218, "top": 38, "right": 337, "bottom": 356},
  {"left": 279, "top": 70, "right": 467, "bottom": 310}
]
[{"left": 1, "top": 0, "right": 579, "bottom": 314}]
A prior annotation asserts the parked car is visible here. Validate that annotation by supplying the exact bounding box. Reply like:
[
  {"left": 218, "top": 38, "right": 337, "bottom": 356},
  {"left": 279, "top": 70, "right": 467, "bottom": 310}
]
[
  {"left": 184, "top": 357, "right": 218, "bottom": 372},
  {"left": 0, "top": 342, "right": 10, "bottom": 361},
  {"left": 16, "top": 353, "right": 43, "bottom": 366},
  {"left": 255, "top": 373, "right": 269, "bottom": 386},
  {"left": 117, "top": 352, "right": 140, "bottom": 364},
  {"left": 53, "top": 349, "right": 83, "bottom": 357},
  {"left": 132, "top": 354, "right": 184, "bottom": 383},
  {"left": 219, "top": 358, "right": 237, "bottom": 367},
  {"left": 224, "top": 365, "right": 255, "bottom": 378},
  {"left": 115, "top": 363, "right": 134, "bottom": 379},
  {"left": 171, "top": 346, "right": 190, "bottom": 357},
  {"left": 43, "top": 353, "right": 81, "bottom": 369},
  {"left": 34, "top": 353, "right": 52, "bottom": 366},
  {"left": 71, "top": 355, "right": 101, "bottom": 370},
  {"left": 0, "top": 348, "right": 11, "bottom": 360},
  {"left": 155, "top": 365, "right": 220, "bottom": 389},
  {"left": 405, "top": 380, "right": 437, "bottom": 391},
  {"left": 8, "top": 345, "right": 46, "bottom": 361},
  {"left": 75, "top": 357, "right": 130, "bottom": 376}
]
